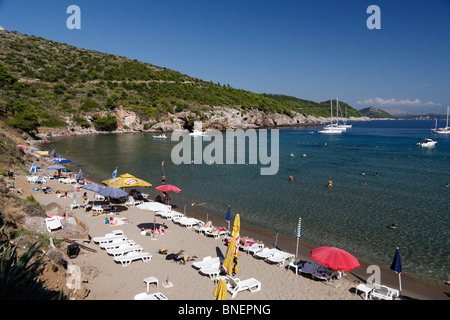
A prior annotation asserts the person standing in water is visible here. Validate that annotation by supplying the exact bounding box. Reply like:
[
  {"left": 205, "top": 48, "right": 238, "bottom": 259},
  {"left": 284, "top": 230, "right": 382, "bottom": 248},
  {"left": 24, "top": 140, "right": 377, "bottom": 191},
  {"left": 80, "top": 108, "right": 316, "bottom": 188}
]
[{"left": 328, "top": 178, "right": 333, "bottom": 188}]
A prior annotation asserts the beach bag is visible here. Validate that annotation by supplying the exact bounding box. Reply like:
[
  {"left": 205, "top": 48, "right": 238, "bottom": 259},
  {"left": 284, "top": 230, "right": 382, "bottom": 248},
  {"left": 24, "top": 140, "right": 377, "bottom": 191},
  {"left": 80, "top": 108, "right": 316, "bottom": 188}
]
[{"left": 67, "top": 244, "right": 80, "bottom": 259}]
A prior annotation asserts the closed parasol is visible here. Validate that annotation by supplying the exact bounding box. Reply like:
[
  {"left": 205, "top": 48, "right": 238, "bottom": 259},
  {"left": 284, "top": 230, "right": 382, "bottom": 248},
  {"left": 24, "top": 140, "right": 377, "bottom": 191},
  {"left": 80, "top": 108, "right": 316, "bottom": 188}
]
[
  {"left": 221, "top": 214, "right": 240, "bottom": 276},
  {"left": 310, "top": 246, "right": 360, "bottom": 271},
  {"left": 213, "top": 278, "right": 227, "bottom": 300}
]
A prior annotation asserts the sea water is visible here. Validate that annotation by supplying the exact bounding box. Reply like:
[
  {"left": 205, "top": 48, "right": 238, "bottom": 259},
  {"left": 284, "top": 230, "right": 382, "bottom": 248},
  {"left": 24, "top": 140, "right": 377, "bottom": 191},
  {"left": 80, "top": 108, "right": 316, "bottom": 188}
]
[{"left": 49, "top": 120, "right": 450, "bottom": 286}]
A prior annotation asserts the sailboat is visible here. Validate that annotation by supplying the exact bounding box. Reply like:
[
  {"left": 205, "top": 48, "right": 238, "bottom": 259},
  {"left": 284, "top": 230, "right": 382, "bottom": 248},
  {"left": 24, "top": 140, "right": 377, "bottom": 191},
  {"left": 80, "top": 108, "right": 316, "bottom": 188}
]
[
  {"left": 432, "top": 106, "right": 450, "bottom": 134},
  {"left": 340, "top": 106, "right": 352, "bottom": 128},
  {"left": 318, "top": 99, "right": 344, "bottom": 134}
]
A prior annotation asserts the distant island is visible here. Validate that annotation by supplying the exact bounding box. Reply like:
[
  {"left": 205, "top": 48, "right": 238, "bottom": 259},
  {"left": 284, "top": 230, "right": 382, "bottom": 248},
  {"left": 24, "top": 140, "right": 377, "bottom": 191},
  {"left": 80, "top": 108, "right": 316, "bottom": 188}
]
[{"left": 359, "top": 106, "right": 395, "bottom": 119}]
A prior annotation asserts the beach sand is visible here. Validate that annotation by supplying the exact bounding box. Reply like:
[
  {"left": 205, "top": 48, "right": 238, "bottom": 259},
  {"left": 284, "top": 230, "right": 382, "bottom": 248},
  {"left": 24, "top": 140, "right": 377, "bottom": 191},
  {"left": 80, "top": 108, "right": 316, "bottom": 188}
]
[{"left": 14, "top": 163, "right": 449, "bottom": 301}]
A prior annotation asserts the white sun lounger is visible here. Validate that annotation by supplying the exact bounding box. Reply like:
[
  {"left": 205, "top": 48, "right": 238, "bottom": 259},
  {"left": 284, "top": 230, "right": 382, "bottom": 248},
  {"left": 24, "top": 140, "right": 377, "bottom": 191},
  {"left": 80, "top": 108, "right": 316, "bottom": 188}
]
[
  {"left": 253, "top": 247, "right": 280, "bottom": 259},
  {"left": 92, "top": 230, "right": 124, "bottom": 242},
  {"left": 193, "top": 225, "right": 213, "bottom": 234},
  {"left": 192, "top": 256, "right": 221, "bottom": 269},
  {"left": 370, "top": 284, "right": 400, "bottom": 300},
  {"left": 311, "top": 266, "right": 342, "bottom": 282},
  {"left": 114, "top": 251, "right": 152, "bottom": 267},
  {"left": 199, "top": 265, "right": 222, "bottom": 280},
  {"left": 177, "top": 217, "right": 201, "bottom": 228},
  {"left": 158, "top": 210, "right": 184, "bottom": 220},
  {"left": 242, "top": 243, "right": 264, "bottom": 255},
  {"left": 106, "top": 244, "right": 143, "bottom": 257},
  {"left": 224, "top": 276, "right": 261, "bottom": 299},
  {"left": 204, "top": 229, "right": 228, "bottom": 239},
  {"left": 265, "top": 251, "right": 294, "bottom": 267},
  {"left": 298, "top": 261, "right": 320, "bottom": 276},
  {"left": 93, "top": 234, "right": 127, "bottom": 244},
  {"left": 100, "top": 239, "right": 136, "bottom": 250},
  {"left": 133, "top": 292, "right": 168, "bottom": 300}
]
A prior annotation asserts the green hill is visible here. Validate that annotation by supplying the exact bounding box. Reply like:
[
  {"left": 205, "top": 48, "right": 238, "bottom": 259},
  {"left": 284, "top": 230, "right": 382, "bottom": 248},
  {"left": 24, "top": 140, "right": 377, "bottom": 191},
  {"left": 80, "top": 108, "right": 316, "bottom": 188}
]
[
  {"left": 359, "top": 106, "right": 394, "bottom": 119},
  {"left": 0, "top": 29, "right": 364, "bottom": 133}
]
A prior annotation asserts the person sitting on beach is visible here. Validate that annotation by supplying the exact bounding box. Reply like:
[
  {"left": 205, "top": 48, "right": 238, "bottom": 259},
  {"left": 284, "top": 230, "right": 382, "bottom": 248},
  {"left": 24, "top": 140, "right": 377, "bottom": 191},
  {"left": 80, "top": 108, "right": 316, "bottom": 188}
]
[
  {"left": 162, "top": 191, "right": 170, "bottom": 205},
  {"left": 83, "top": 193, "right": 89, "bottom": 212},
  {"left": 141, "top": 225, "right": 166, "bottom": 236},
  {"left": 203, "top": 221, "right": 213, "bottom": 228},
  {"left": 154, "top": 195, "right": 162, "bottom": 203}
]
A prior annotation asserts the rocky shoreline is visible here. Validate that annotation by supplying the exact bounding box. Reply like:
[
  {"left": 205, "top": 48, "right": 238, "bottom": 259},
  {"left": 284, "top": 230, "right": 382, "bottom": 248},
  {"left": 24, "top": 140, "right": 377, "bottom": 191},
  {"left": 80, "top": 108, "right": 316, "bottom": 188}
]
[{"left": 33, "top": 106, "right": 371, "bottom": 140}]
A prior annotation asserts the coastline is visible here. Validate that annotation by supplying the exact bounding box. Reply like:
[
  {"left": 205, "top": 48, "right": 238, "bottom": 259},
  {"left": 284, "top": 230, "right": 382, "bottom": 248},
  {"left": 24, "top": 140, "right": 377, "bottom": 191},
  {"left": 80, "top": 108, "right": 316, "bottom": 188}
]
[{"left": 30, "top": 127, "right": 449, "bottom": 300}]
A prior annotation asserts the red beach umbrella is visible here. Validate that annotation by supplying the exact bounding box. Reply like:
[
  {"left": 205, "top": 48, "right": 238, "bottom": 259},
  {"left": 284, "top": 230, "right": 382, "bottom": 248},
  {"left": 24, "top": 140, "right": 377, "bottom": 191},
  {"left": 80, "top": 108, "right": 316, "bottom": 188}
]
[
  {"left": 154, "top": 185, "right": 182, "bottom": 193},
  {"left": 310, "top": 246, "right": 361, "bottom": 271}
]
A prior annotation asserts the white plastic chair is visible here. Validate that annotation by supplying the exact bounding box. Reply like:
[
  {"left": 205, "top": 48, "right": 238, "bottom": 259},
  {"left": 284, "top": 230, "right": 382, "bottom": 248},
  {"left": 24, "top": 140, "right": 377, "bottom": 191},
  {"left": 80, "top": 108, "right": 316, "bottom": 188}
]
[{"left": 44, "top": 217, "right": 64, "bottom": 232}]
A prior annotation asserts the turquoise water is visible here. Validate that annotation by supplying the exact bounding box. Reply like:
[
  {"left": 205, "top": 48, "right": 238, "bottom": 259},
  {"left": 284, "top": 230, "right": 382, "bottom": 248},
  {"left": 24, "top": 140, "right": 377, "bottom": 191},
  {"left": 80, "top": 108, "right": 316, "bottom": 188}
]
[{"left": 49, "top": 120, "right": 450, "bottom": 286}]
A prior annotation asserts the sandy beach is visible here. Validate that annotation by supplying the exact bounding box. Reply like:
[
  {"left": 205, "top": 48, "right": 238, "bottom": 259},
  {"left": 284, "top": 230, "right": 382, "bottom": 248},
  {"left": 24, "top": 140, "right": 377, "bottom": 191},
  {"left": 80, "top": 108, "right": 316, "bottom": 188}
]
[{"left": 13, "top": 153, "right": 449, "bottom": 301}]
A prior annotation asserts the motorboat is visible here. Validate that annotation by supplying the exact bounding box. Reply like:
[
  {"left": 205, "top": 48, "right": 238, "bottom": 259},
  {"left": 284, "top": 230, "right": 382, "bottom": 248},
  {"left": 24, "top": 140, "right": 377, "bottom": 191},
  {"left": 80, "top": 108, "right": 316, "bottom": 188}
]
[
  {"left": 189, "top": 130, "right": 208, "bottom": 137},
  {"left": 432, "top": 106, "right": 450, "bottom": 134},
  {"left": 417, "top": 138, "right": 437, "bottom": 148},
  {"left": 153, "top": 134, "right": 167, "bottom": 139}
]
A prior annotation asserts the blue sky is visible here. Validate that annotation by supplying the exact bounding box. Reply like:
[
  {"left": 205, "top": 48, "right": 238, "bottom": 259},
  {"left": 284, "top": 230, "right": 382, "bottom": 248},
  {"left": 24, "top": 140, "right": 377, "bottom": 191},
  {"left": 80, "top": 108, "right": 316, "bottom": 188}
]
[{"left": 1, "top": 0, "right": 449, "bottom": 114}]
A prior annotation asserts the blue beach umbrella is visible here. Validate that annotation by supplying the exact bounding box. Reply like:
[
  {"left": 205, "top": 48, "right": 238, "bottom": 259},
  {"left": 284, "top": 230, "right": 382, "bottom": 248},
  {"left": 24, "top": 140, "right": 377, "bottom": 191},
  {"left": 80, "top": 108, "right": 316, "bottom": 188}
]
[
  {"left": 98, "top": 186, "right": 128, "bottom": 199},
  {"left": 112, "top": 167, "right": 118, "bottom": 178},
  {"left": 52, "top": 157, "right": 72, "bottom": 164},
  {"left": 390, "top": 247, "right": 403, "bottom": 293},
  {"left": 29, "top": 163, "right": 37, "bottom": 173},
  {"left": 50, "top": 149, "right": 57, "bottom": 158},
  {"left": 47, "top": 164, "right": 66, "bottom": 170},
  {"left": 81, "top": 183, "right": 104, "bottom": 193},
  {"left": 76, "top": 169, "right": 84, "bottom": 182}
]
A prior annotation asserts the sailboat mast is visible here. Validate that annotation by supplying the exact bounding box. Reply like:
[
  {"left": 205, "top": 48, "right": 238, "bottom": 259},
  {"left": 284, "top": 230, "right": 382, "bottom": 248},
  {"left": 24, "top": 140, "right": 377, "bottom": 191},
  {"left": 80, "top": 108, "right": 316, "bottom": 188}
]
[
  {"left": 447, "top": 106, "right": 449, "bottom": 128},
  {"left": 336, "top": 97, "right": 339, "bottom": 125}
]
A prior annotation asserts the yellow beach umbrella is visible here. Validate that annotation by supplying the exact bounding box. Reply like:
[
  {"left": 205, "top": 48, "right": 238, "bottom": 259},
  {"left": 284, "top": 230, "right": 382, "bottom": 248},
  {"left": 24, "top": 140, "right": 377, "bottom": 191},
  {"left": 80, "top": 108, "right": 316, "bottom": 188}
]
[
  {"left": 213, "top": 278, "right": 227, "bottom": 300},
  {"left": 102, "top": 173, "right": 152, "bottom": 188}
]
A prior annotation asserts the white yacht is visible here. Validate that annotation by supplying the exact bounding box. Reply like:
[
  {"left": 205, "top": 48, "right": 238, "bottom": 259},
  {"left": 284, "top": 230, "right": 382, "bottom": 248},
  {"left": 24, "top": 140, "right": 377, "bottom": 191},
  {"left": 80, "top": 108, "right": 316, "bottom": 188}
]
[
  {"left": 318, "top": 99, "right": 344, "bottom": 134},
  {"left": 153, "top": 134, "right": 167, "bottom": 139},
  {"left": 189, "top": 129, "right": 208, "bottom": 137},
  {"left": 417, "top": 138, "right": 437, "bottom": 148},
  {"left": 432, "top": 106, "right": 450, "bottom": 134}
]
